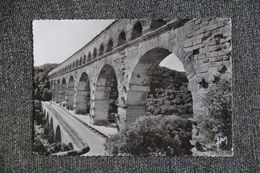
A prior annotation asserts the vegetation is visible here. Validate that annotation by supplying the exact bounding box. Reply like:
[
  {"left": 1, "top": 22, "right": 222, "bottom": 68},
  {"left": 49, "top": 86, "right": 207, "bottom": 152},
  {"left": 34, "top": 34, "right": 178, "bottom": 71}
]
[
  {"left": 33, "top": 100, "right": 74, "bottom": 156},
  {"left": 34, "top": 63, "right": 58, "bottom": 101},
  {"left": 146, "top": 66, "right": 193, "bottom": 118},
  {"left": 105, "top": 115, "right": 193, "bottom": 156},
  {"left": 105, "top": 66, "right": 194, "bottom": 156},
  {"left": 202, "top": 78, "right": 232, "bottom": 150},
  {"left": 108, "top": 78, "right": 118, "bottom": 123}
]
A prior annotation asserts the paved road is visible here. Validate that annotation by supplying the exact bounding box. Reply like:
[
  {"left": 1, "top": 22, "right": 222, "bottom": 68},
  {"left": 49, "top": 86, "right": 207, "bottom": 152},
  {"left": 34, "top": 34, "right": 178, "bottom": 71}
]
[{"left": 44, "top": 102, "right": 107, "bottom": 156}]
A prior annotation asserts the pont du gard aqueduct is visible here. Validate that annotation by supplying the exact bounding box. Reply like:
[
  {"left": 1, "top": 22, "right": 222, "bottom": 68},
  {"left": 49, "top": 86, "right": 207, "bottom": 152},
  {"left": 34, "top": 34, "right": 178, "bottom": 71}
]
[{"left": 47, "top": 18, "right": 232, "bottom": 149}]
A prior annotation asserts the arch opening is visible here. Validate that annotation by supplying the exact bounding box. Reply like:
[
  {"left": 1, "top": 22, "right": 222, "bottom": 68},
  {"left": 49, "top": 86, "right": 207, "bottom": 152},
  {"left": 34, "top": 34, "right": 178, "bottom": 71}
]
[
  {"left": 75, "top": 72, "right": 91, "bottom": 114},
  {"left": 118, "top": 31, "right": 126, "bottom": 46},
  {"left": 93, "top": 48, "right": 97, "bottom": 59},
  {"left": 56, "top": 79, "right": 61, "bottom": 103},
  {"left": 67, "top": 76, "right": 74, "bottom": 110},
  {"left": 83, "top": 55, "right": 86, "bottom": 64},
  {"left": 131, "top": 22, "right": 142, "bottom": 40},
  {"left": 60, "top": 78, "right": 67, "bottom": 105},
  {"left": 48, "top": 118, "right": 54, "bottom": 143},
  {"left": 94, "top": 64, "right": 118, "bottom": 125},
  {"left": 55, "top": 126, "right": 61, "bottom": 143},
  {"left": 107, "top": 39, "right": 113, "bottom": 52},
  {"left": 79, "top": 57, "right": 82, "bottom": 66},
  {"left": 88, "top": 52, "right": 91, "bottom": 61},
  {"left": 126, "top": 48, "right": 193, "bottom": 125},
  {"left": 99, "top": 44, "right": 104, "bottom": 56}
]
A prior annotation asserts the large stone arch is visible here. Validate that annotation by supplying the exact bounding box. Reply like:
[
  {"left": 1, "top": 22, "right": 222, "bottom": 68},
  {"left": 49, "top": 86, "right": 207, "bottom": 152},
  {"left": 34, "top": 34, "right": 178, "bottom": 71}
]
[
  {"left": 67, "top": 76, "right": 75, "bottom": 110},
  {"left": 75, "top": 72, "right": 91, "bottom": 114},
  {"left": 125, "top": 47, "right": 193, "bottom": 125},
  {"left": 93, "top": 64, "right": 118, "bottom": 125},
  {"left": 115, "top": 32, "right": 197, "bottom": 129}
]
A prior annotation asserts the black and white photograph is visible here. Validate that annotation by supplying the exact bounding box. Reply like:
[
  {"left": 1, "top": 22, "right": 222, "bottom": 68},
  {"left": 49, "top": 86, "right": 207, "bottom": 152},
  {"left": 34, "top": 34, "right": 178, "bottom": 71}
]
[{"left": 32, "top": 19, "right": 232, "bottom": 156}]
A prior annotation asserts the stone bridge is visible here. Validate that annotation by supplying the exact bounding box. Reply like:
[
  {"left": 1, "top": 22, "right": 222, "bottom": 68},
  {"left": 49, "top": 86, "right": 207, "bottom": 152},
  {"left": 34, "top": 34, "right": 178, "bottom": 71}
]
[{"left": 48, "top": 19, "right": 232, "bottom": 147}]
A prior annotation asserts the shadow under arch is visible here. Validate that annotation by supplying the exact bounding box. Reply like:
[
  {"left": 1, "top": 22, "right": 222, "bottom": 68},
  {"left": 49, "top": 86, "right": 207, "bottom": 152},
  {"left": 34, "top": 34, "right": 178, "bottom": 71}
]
[
  {"left": 126, "top": 47, "right": 193, "bottom": 125},
  {"left": 131, "top": 21, "right": 142, "bottom": 40},
  {"left": 75, "top": 72, "right": 90, "bottom": 114},
  {"left": 55, "top": 126, "right": 61, "bottom": 143},
  {"left": 94, "top": 64, "right": 118, "bottom": 125},
  {"left": 67, "top": 76, "right": 74, "bottom": 110}
]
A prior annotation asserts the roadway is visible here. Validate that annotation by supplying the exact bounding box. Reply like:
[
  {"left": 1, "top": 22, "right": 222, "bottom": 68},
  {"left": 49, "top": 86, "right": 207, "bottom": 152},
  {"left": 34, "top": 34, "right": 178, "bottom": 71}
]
[{"left": 44, "top": 102, "right": 107, "bottom": 156}]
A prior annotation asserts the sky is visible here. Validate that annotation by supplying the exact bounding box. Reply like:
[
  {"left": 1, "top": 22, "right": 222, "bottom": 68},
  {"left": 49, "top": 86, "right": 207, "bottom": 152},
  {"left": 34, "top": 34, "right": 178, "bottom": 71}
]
[{"left": 33, "top": 20, "right": 184, "bottom": 72}]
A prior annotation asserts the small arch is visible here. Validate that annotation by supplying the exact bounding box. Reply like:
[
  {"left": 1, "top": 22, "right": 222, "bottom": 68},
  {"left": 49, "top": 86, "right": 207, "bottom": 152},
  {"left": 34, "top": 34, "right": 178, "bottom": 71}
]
[
  {"left": 73, "top": 62, "right": 75, "bottom": 68},
  {"left": 79, "top": 57, "right": 82, "bottom": 66},
  {"left": 150, "top": 19, "right": 167, "bottom": 30},
  {"left": 83, "top": 55, "right": 87, "bottom": 64},
  {"left": 55, "top": 126, "right": 61, "bottom": 143},
  {"left": 68, "top": 143, "right": 74, "bottom": 150},
  {"left": 118, "top": 31, "right": 126, "bottom": 46},
  {"left": 76, "top": 60, "right": 79, "bottom": 67},
  {"left": 107, "top": 39, "right": 113, "bottom": 52},
  {"left": 49, "top": 118, "right": 54, "bottom": 143},
  {"left": 68, "top": 76, "right": 75, "bottom": 110},
  {"left": 99, "top": 44, "right": 104, "bottom": 56},
  {"left": 131, "top": 22, "right": 143, "bottom": 40},
  {"left": 93, "top": 48, "right": 97, "bottom": 59},
  {"left": 46, "top": 113, "right": 49, "bottom": 125},
  {"left": 88, "top": 52, "right": 91, "bottom": 61}
]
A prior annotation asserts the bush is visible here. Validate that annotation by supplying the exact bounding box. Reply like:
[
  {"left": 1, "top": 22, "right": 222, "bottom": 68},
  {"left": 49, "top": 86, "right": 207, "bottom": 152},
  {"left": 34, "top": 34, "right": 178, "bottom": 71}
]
[
  {"left": 105, "top": 115, "right": 193, "bottom": 156},
  {"left": 204, "top": 78, "right": 232, "bottom": 150}
]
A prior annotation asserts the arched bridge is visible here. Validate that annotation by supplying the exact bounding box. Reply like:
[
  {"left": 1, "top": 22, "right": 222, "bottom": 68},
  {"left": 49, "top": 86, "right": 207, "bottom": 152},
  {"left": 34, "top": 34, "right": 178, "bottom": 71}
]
[{"left": 48, "top": 19, "right": 232, "bottom": 147}]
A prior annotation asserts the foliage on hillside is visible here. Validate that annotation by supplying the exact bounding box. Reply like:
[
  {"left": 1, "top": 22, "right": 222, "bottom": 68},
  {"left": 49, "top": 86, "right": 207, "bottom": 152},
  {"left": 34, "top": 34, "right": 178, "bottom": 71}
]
[
  {"left": 146, "top": 66, "right": 193, "bottom": 118},
  {"left": 34, "top": 63, "right": 58, "bottom": 101}
]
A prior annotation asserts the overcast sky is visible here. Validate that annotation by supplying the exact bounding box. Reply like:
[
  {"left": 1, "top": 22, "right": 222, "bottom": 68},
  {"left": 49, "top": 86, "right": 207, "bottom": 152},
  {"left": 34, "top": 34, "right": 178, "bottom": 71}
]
[{"left": 33, "top": 20, "right": 184, "bottom": 72}]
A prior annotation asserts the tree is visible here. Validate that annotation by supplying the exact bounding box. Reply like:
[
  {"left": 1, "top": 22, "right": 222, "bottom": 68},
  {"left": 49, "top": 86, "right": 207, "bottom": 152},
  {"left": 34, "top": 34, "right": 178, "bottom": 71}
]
[
  {"left": 105, "top": 115, "right": 193, "bottom": 156},
  {"left": 34, "top": 63, "right": 58, "bottom": 101}
]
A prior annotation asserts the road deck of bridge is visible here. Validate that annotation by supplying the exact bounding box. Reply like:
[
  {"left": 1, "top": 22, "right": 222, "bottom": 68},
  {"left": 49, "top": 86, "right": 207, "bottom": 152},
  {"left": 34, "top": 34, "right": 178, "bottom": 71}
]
[{"left": 45, "top": 102, "right": 107, "bottom": 156}]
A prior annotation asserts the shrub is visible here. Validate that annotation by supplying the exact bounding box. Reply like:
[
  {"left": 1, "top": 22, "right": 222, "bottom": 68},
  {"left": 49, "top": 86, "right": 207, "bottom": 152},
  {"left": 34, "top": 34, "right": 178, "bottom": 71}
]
[
  {"left": 204, "top": 78, "right": 232, "bottom": 150},
  {"left": 105, "top": 115, "right": 193, "bottom": 156}
]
